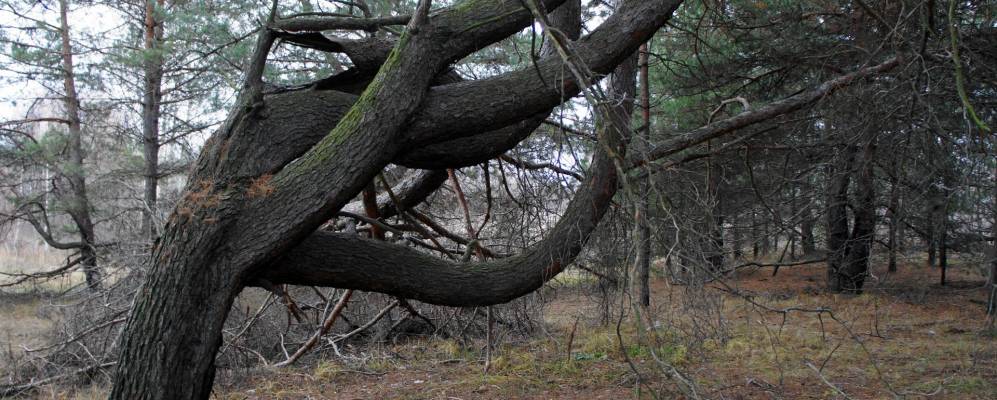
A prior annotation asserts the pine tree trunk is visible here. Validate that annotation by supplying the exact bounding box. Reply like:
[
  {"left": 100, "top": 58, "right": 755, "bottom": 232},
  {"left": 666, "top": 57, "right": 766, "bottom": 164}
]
[
  {"left": 839, "top": 143, "right": 876, "bottom": 293},
  {"left": 826, "top": 145, "right": 856, "bottom": 292},
  {"left": 58, "top": 0, "right": 100, "bottom": 291},
  {"left": 987, "top": 162, "right": 996, "bottom": 326},
  {"left": 634, "top": 43, "right": 650, "bottom": 307},
  {"left": 801, "top": 206, "right": 816, "bottom": 255},
  {"left": 141, "top": 0, "right": 166, "bottom": 239},
  {"left": 887, "top": 159, "right": 901, "bottom": 272},
  {"left": 707, "top": 158, "right": 724, "bottom": 270}
]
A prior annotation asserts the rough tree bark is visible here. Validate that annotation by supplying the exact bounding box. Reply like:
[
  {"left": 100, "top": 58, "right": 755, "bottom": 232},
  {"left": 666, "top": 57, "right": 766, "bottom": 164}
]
[
  {"left": 826, "top": 142, "right": 876, "bottom": 293},
  {"left": 57, "top": 0, "right": 100, "bottom": 291},
  {"left": 109, "top": 1, "right": 683, "bottom": 398},
  {"left": 826, "top": 145, "right": 856, "bottom": 292},
  {"left": 141, "top": 0, "right": 166, "bottom": 239},
  {"left": 635, "top": 42, "right": 651, "bottom": 308},
  {"left": 108, "top": 0, "right": 901, "bottom": 396},
  {"left": 840, "top": 143, "right": 876, "bottom": 291}
]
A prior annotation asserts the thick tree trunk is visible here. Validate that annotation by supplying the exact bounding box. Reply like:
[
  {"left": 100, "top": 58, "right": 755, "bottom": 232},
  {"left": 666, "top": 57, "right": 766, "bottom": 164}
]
[
  {"left": 839, "top": 143, "right": 876, "bottom": 292},
  {"left": 111, "top": 7, "right": 456, "bottom": 398},
  {"left": 110, "top": 2, "right": 684, "bottom": 398},
  {"left": 107, "top": 2, "right": 901, "bottom": 395},
  {"left": 826, "top": 145, "right": 856, "bottom": 292},
  {"left": 141, "top": 0, "right": 166, "bottom": 239}
]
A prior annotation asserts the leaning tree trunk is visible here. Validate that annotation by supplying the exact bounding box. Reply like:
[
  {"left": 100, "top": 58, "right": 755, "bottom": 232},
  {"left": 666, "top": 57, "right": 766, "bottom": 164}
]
[
  {"left": 111, "top": 5, "right": 476, "bottom": 398},
  {"left": 109, "top": 1, "right": 686, "bottom": 398},
  {"left": 107, "top": 1, "right": 899, "bottom": 396}
]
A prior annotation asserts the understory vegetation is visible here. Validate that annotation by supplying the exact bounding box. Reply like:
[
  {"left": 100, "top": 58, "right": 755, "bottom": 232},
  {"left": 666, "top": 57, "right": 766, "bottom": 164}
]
[{"left": 1, "top": 0, "right": 994, "bottom": 398}]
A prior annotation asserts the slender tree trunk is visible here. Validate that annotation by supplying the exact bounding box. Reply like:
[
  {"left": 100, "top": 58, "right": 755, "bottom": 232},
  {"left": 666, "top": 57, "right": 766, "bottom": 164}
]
[
  {"left": 635, "top": 42, "right": 651, "bottom": 307},
  {"left": 706, "top": 155, "right": 724, "bottom": 270},
  {"left": 927, "top": 197, "right": 938, "bottom": 266},
  {"left": 939, "top": 214, "right": 947, "bottom": 286},
  {"left": 801, "top": 203, "right": 816, "bottom": 256},
  {"left": 790, "top": 186, "right": 799, "bottom": 260},
  {"left": 939, "top": 232, "right": 947, "bottom": 285},
  {"left": 732, "top": 215, "right": 743, "bottom": 260},
  {"left": 887, "top": 157, "right": 901, "bottom": 272},
  {"left": 751, "top": 209, "right": 759, "bottom": 258},
  {"left": 361, "top": 183, "right": 384, "bottom": 239},
  {"left": 58, "top": 0, "right": 100, "bottom": 291},
  {"left": 762, "top": 218, "right": 771, "bottom": 255},
  {"left": 989, "top": 237, "right": 997, "bottom": 326},
  {"left": 141, "top": 0, "right": 166, "bottom": 239},
  {"left": 987, "top": 162, "right": 996, "bottom": 326}
]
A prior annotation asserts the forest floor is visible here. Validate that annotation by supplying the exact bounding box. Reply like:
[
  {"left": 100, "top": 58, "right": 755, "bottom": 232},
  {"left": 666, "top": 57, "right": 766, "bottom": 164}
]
[{"left": 3, "top": 257, "right": 995, "bottom": 399}]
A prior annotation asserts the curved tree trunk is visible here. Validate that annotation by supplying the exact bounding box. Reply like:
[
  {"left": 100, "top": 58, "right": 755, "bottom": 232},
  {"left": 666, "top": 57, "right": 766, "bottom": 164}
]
[
  {"left": 111, "top": 4, "right": 470, "bottom": 397},
  {"left": 109, "top": 1, "right": 683, "bottom": 398},
  {"left": 107, "top": 1, "right": 903, "bottom": 396}
]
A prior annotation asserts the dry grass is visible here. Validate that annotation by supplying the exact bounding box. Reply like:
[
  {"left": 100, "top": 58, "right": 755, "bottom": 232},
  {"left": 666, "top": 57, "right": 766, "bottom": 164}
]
[
  {"left": 0, "top": 246, "right": 82, "bottom": 293},
  {"left": 213, "top": 260, "right": 996, "bottom": 399},
  {"left": 696, "top": 262, "right": 996, "bottom": 399},
  {"left": 0, "top": 296, "right": 56, "bottom": 354},
  {"left": 3, "top": 255, "right": 993, "bottom": 399}
]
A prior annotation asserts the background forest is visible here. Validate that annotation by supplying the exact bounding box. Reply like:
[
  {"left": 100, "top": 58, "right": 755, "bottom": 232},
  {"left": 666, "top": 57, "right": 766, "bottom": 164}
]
[{"left": 0, "top": 0, "right": 995, "bottom": 398}]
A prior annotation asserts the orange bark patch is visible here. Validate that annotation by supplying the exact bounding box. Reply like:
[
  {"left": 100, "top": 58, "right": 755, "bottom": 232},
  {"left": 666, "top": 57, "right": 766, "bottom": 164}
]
[{"left": 247, "top": 174, "right": 276, "bottom": 198}]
